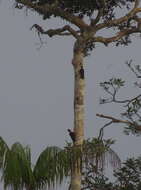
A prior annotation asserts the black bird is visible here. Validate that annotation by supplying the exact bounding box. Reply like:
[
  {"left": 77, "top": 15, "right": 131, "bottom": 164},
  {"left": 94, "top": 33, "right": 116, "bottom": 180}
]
[{"left": 68, "top": 129, "right": 75, "bottom": 142}]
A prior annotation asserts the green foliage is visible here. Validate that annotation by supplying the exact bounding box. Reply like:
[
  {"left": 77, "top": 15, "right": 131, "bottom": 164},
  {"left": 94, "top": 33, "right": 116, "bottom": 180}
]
[
  {"left": 100, "top": 78, "right": 125, "bottom": 90},
  {"left": 0, "top": 137, "right": 9, "bottom": 168},
  {"left": 1, "top": 142, "right": 35, "bottom": 190},
  {"left": 0, "top": 136, "right": 121, "bottom": 190},
  {"left": 82, "top": 156, "right": 141, "bottom": 190},
  {"left": 14, "top": 0, "right": 141, "bottom": 54},
  {"left": 33, "top": 146, "right": 69, "bottom": 188},
  {"left": 114, "top": 157, "right": 141, "bottom": 190},
  {"left": 66, "top": 137, "right": 120, "bottom": 173},
  {"left": 83, "top": 138, "right": 116, "bottom": 159},
  {"left": 100, "top": 78, "right": 125, "bottom": 104},
  {"left": 0, "top": 138, "right": 69, "bottom": 190},
  {"left": 27, "top": 0, "right": 135, "bottom": 19},
  {"left": 84, "top": 138, "right": 120, "bottom": 169},
  {"left": 82, "top": 172, "right": 114, "bottom": 190},
  {"left": 99, "top": 61, "right": 141, "bottom": 136},
  {"left": 66, "top": 137, "right": 120, "bottom": 189}
]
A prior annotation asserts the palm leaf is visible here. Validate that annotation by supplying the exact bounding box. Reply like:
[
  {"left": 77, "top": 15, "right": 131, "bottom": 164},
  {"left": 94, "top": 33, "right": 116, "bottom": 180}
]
[
  {"left": 2, "top": 142, "right": 35, "bottom": 190},
  {"left": 82, "top": 138, "right": 121, "bottom": 173},
  {"left": 2, "top": 150, "right": 23, "bottom": 190},
  {"left": 105, "top": 147, "right": 121, "bottom": 169},
  {"left": 11, "top": 143, "right": 31, "bottom": 162},
  {"left": 0, "top": 137, "right": 9, "bottom": 169},
  {"left": 33, "top": 146, "right": 69, "bottom": 189}
]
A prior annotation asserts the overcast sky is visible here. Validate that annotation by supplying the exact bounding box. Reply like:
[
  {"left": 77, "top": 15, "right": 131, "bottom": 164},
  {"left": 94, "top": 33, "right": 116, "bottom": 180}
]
[{"left": 0, "top": 0, "right": 141, "bottom": 176}]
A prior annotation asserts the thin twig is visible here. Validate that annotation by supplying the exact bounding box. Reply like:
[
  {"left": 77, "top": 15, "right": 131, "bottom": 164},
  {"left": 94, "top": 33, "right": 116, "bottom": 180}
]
[{"left": 98, "top": 121, "right": 113, "bottom": 140}]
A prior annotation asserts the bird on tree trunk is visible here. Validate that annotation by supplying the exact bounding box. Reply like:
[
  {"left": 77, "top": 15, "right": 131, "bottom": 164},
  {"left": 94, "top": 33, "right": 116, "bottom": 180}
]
[{"left": 68, "top": 129, "right": 76, "bottom": 143}]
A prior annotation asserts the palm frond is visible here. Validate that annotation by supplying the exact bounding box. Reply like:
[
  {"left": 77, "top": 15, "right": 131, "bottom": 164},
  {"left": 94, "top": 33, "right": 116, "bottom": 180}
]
[
  {"left": 105, "top": 148, "right": 121, "bottom": 169},
  {"left": 2, "top": 150, "right": 24, "bottom": 190},
  {"left": 33, "top": 146, "right": 69, "bottom": 189},
  {"left": 2, "top": 142, "right": 35, "bottom": 190},
  {"left": 0, "top": 137, "right": 9, "bottom": 169},
  {"left": 11, "top": 143, "right": 32, "bottom": 168},
  {"left": 82, "top": 138, "right": 121, "bottom": 173}
]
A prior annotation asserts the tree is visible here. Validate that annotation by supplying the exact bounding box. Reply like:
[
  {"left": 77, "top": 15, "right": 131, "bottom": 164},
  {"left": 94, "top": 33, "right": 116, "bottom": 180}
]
[
  {"left": 96, "top": 60, "right": 141, "bottom": 135},
  {"left": 81, "top": 63, "right": 141, "bottom": 190},
  {"left": 114, "top": 157, "right": 141, "bottom": 190},
  {"left": 0, "top": 137, "right": 69, "bottom": 190},
  {"left": 82, "top": 156, "right": 141, "bottom": 190},
  {"left": 12, "top": 0, "right": 141, "bottom": 189}
]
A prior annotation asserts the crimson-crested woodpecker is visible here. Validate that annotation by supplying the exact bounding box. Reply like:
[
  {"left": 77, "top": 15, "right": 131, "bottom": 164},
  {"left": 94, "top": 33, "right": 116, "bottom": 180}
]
[{"left": 68, "top": 129, "right": 75, "bottom": 142}]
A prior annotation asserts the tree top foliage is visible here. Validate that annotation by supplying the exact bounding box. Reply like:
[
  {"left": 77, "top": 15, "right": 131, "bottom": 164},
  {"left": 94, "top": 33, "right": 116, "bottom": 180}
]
[
  {"left": 18, "top": 0, "right": 135, "bottom": 20},
  {"left": 15, "top": 0, "right": 141, "bottom": 54},
  {"left": 26, "top": 0, "right": 134, "bottom": 18}
]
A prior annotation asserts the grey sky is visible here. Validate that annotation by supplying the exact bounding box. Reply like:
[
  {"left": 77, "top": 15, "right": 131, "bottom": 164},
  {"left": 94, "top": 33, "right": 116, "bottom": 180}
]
[{"left": 0, "top": 0, "right": 141, "bottom": 172}]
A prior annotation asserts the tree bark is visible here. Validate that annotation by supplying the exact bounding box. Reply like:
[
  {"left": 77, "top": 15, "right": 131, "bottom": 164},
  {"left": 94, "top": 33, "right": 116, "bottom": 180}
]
[{"left": 70, "top": 43, "right": 85, "bottom": 190}]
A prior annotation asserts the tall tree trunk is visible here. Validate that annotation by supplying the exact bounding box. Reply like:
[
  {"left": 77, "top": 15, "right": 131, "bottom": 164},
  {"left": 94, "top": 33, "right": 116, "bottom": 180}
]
[{"left": 70, "top": 43, "right": 85, "bottom": 190}]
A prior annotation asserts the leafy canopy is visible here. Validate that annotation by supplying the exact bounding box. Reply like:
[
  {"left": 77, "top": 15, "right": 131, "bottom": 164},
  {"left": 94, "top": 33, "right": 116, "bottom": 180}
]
[
  {"left": 29, "top": 0, "right": 135, "bottom": 19},
  {"left": 82, "top": 156, "right": 141, "bottom": 190},
  {"left": 15, "top": 0, "right": 141, "bottom": 53}
]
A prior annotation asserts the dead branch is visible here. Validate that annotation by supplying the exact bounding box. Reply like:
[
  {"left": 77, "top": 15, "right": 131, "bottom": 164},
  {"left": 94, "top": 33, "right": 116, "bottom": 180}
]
[
  {"left": 96, "top": 113, "right": 141, "bottom": 131},
  {"left": 31, "top": 24, "right": 80, "bottom": 39}
]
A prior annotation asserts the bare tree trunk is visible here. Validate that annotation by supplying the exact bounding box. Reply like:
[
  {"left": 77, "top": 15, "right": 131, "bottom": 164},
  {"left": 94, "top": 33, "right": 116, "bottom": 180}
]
[{"left": 70, "top": 44, "right": 85, "bottom": 190}]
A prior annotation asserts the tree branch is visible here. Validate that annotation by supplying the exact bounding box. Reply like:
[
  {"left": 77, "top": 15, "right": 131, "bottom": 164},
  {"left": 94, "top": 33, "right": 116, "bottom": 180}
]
[
  {"left": 126, "top": 59, "right": 141, "bottom": 78},
  {"left": 95, "top": 2, "right": 141, "bottom": 31},
  {"left": 96, "top": 113, "right": 141, "bottom": 131},
  {"left": 98, "top": 121, "right": 113, "bottom": 140},
  {"left": 31, "top": 24, "right": 80, "bottom": 39},
  {"left": 94, "top": 27, "right": 141, "bottom": 45},
  {"left": 134, "top": 0, "right": 140, "bottom": 8},
  {"left": 90, "top": 9, "right": 103, "bottom": 27}
]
